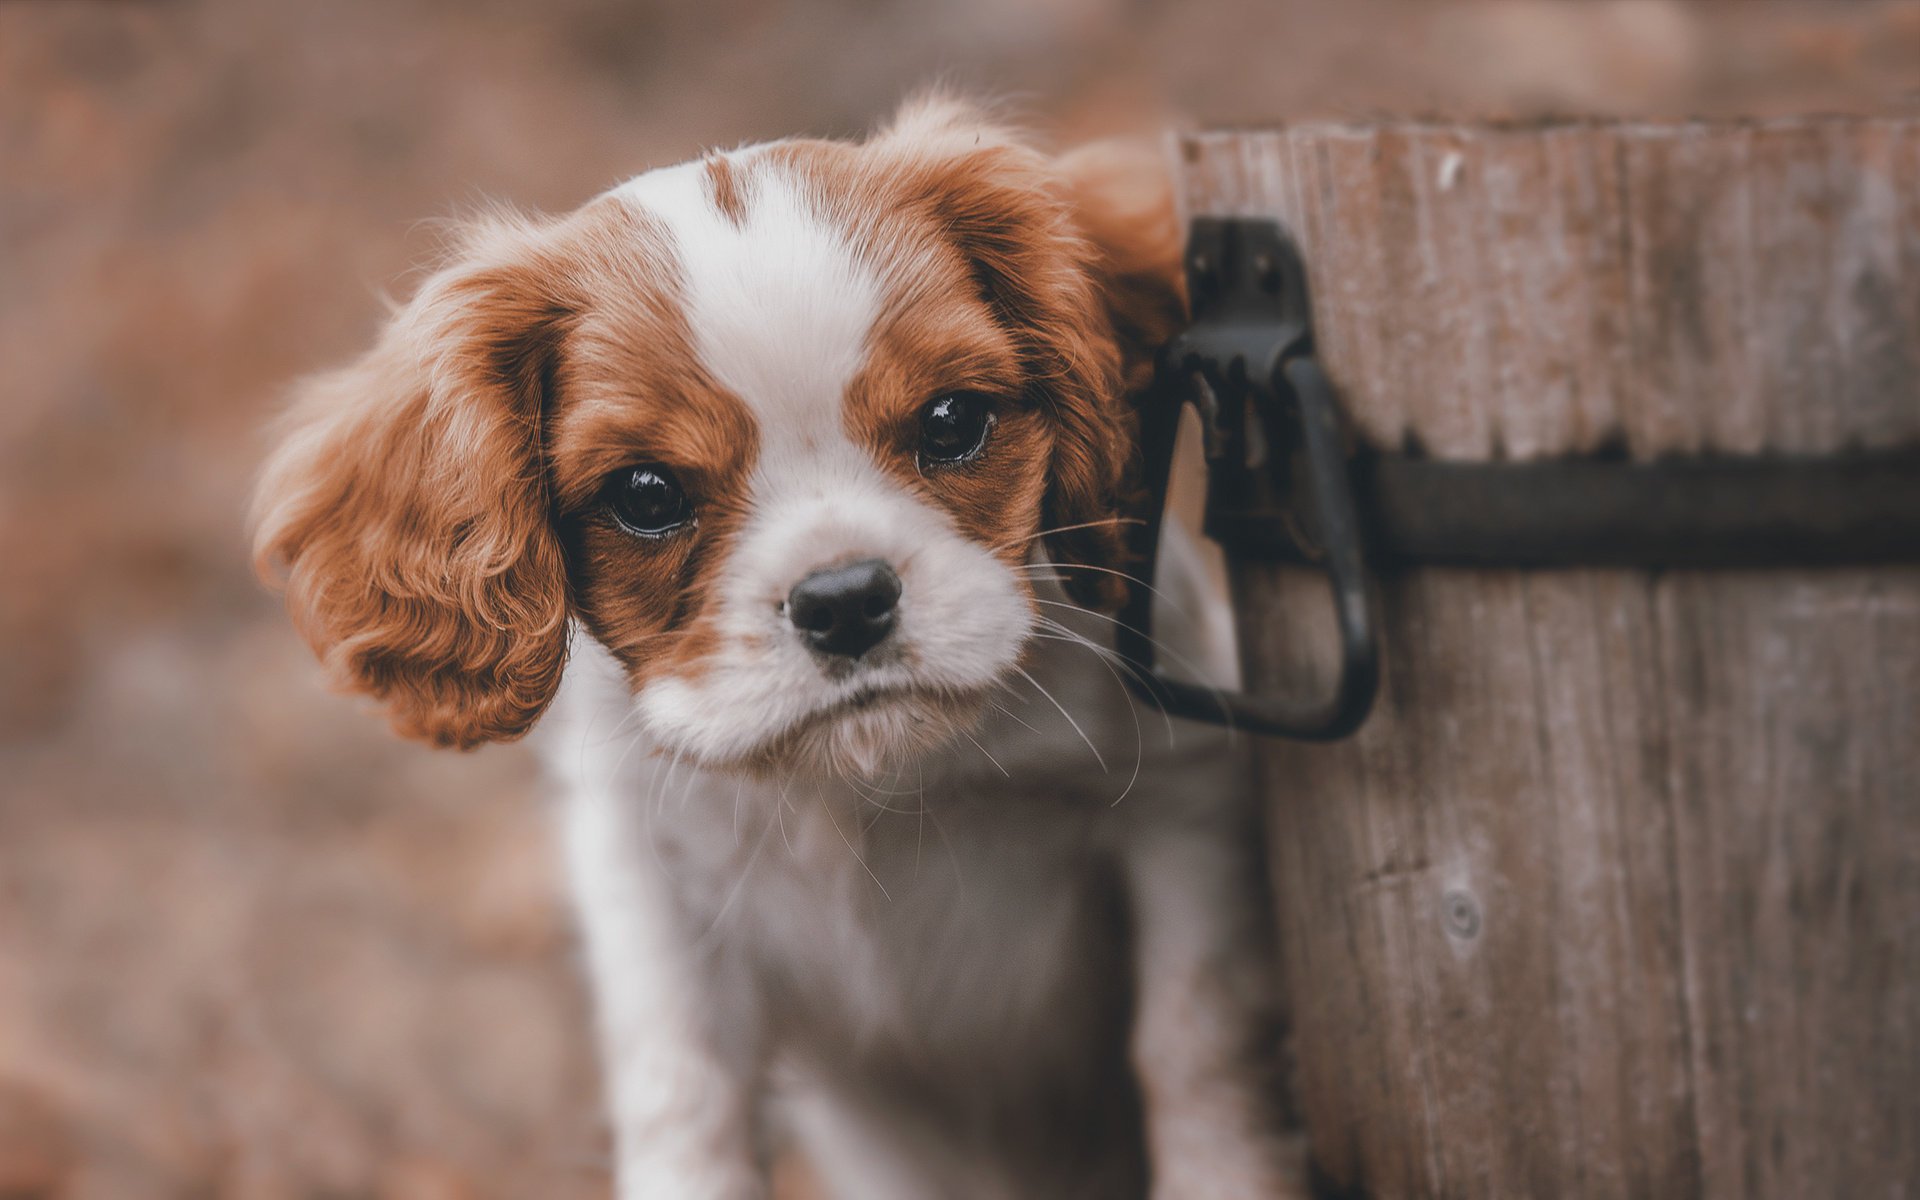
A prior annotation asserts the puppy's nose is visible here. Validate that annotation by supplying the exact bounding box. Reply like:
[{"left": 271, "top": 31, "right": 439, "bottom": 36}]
[{"left": 787, "top": 558, "right": 901, "bottom": 659}]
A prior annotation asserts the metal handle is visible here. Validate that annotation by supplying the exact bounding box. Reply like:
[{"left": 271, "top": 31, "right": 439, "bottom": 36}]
[{"left": 1113, "top": 218, "right": 1379, "bottom": 741}]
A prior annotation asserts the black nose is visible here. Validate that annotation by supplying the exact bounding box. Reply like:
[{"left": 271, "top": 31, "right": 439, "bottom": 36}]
[{"left": 787, "top": 559, "right": 901, "bottom": 659}]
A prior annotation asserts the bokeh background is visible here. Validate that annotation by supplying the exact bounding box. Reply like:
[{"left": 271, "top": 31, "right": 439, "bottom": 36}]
[{"left": 3, "top": 1, "right": 1917, "bottom": 1196}]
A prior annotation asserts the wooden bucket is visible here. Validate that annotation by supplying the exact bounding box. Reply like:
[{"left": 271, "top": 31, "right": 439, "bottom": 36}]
[{"left": 1153, "top": 118, "right": 1920, "bottom": 1199}]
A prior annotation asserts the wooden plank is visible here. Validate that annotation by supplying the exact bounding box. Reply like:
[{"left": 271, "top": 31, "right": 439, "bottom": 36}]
[
  {"left": 1180, "top": 118, "right": 1920, "bottom": 1199},
  {"left": 1657, "top": 571, "right": 1920, "bottom": 1198}
]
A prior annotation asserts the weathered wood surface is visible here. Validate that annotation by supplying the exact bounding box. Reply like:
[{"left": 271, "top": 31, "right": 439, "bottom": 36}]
[{"left": 1177, "top": 119, "right": 1920, "bottom": 1199}]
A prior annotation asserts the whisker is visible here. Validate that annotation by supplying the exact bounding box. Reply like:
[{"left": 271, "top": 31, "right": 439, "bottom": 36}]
[
  {"left": 1028, "top": 624, "right": 1146, "bottom": 804},
  {"left": 693, "top": 809, "right": 776, "bottom": 955},
  {"left": 776, "top": 776, "right": 797, "bottom": 859},
  {"left": 920, "top": 765, "right": 965, "bottom": 894},
  {"left": 987, "top": 516, "right": 1144, "bottom": 556},
  {"left": 989, "top": 677, "right": 1035, "bottom": 710},
  {"left": 956, "top": 725, "right": 1011, "bottom": 778},
  {"left": 1013, "top": 665, "right": 1107, "bottom": 773},
  {"left": 1030, "top": 597, "right": 1242, "bottom": 740},
  {"left": 833, "top": 764, "right": 889, "bottom": 835},
  {"left": 578, "top": 685, "right": 645, "bottom": 753},
  {"left": 598, "top": 699, "right": 654, "bottom": 768},
  {"left": 815, "top": 786, "right": 891, "bottom": 902},
  {"left": 987, "top": 700, "right": 1043, "bottom": 736},
  {"left": 639, "top": 749, "right": 684, "bottom": 874},
  {"left": 840, "top": 770, "right": 926, "bottom": 815},
  {"left": 1011, "top": 561, "right": 1193, "bottom": 621},
  {"left": 1030, "top": 599, "right": 1230, "bottom": 731},
  {"left": 651, "top": 749, "right": 681, "bottom": 821},
  {"left": 1030, "top": 618, "right": 1175, "bottom": 750}
]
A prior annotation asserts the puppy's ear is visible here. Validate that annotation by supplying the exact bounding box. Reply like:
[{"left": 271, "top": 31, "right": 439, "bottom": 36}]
[
  {"left": 252, "top": 215, "right": 574, "bottom": 749},
  {"left": 1049, "top": 138, "right": 1187, "bottom": 606},
  {"left": 1054, "top": 139, "right": 1188, "bottom": 393},
  {"left": 880, "top": 97, "right": 1185, "bottom": 611}
]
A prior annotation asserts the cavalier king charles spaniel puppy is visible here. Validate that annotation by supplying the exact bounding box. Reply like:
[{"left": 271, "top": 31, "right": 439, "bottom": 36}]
[{"left": 254, "top": 95, "right": 1292, "bottom": 1200}]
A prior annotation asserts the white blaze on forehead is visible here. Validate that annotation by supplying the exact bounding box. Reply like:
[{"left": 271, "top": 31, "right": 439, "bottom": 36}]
[{"left": 609, "top": 156, "right": 882, "bottom": 431}]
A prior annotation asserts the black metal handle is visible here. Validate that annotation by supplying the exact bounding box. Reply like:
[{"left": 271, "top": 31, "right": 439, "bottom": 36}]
[{"left": 1114, "top": 219, "right": 1380, "bottom": 741}]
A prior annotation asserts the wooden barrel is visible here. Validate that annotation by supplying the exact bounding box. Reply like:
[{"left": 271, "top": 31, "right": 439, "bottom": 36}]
[{"left": 1175, "top": 119, "right": 1920, "bottom": 1198}]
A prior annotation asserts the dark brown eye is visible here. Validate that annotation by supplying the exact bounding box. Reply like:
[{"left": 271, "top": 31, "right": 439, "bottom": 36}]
[
  {"left": 604, "top": 465, "right": 691, "bottom": 537},
  {"left": 919, "top": 393, "right": 993, "bottom": 464}
]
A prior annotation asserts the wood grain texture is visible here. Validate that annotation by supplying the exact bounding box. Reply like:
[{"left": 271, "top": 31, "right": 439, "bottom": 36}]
[
  {"left": 1177, "top": 119, "right": 1920, "bottom": 1199},
  {"left": 1177, "top": 118, "right": 1920, "bottom": 460}
]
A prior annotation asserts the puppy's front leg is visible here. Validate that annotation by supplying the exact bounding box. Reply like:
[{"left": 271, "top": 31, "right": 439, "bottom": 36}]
[
  {"left": 1123, "top": 794, "right": 1304, "bottom": 1200},
  {"left": 564, "top": 785, "right": 766, "bottom": 1200}
]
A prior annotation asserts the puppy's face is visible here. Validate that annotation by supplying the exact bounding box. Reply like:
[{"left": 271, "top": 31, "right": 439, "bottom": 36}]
[
  {"left": 554, "top": 153, "right": 1058, "bottom": 773},
  {"left": 253, "top": 101, "right": 1179, "bottom": 775}
]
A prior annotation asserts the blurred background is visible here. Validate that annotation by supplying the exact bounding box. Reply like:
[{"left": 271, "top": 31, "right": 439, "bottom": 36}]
[{"left": 2, "top": 1, "right": 1917, "bottom": 1196}]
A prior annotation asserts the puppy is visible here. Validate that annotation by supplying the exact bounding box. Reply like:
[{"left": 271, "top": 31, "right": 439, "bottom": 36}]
[{"left": 254, "top": 96, "right": 1292, "bottom": 1200}]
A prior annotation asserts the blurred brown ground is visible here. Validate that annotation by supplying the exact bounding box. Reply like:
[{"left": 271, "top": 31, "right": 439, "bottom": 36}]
[{"left": 0, "top": 1, "right": 1915, "bottom": 1196}]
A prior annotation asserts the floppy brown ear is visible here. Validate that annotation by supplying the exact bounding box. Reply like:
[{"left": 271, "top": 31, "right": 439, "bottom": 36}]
[
  {"left": 251, "top": 216, "right": 574, "bottom": 749},
  {"left": 880, "top": 98, "right": 1186, "bottom": 611},
  {"left": 1055, "top": 139, "right": 1188, "bottom": 393}
]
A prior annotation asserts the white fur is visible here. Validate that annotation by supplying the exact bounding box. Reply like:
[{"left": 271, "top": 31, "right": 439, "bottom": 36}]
[
  {"left": 613, "top": 157, "right": 880, "bottom": 430},
  {"left": 546, "top": 154, "right": 1296, "bottom": 1199},
  {"left": 547, "top": 553, "right": 1290, "bottom": 1200}
]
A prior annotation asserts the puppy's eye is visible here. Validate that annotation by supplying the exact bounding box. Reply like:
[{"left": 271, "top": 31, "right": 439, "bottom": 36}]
[
  {"left": 919, "top": 393, "right": 993, "bottom": 464},
  {"left": 604, "top": 465, "right": 692, "bottom": 537}
]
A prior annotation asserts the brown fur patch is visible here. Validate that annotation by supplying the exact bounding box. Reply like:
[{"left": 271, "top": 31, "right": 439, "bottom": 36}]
[
  {"left": 546, "top": 210, "right": 762, "bottom": 687},
  {"left": 251, "top": 209, "right": 591, "bottom": 748},
  {"left": 703, "top": 155, "right": 747, "bottom": 227}
]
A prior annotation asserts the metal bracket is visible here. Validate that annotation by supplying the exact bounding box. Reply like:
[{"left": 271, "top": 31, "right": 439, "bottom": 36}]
[{"left": 1116, "top": 218, "right": 1380, "bottom": 741}]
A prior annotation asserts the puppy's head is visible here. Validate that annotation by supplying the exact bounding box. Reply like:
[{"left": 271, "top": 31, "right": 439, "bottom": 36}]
[{"left": 253, "top": 97, "right": 1182, "bottom": 774}]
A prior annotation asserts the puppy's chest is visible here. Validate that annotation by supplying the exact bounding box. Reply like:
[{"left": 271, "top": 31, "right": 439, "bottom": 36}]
[{"left": 714, "top": 795, "right": 1133, "bottom": 1075}]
